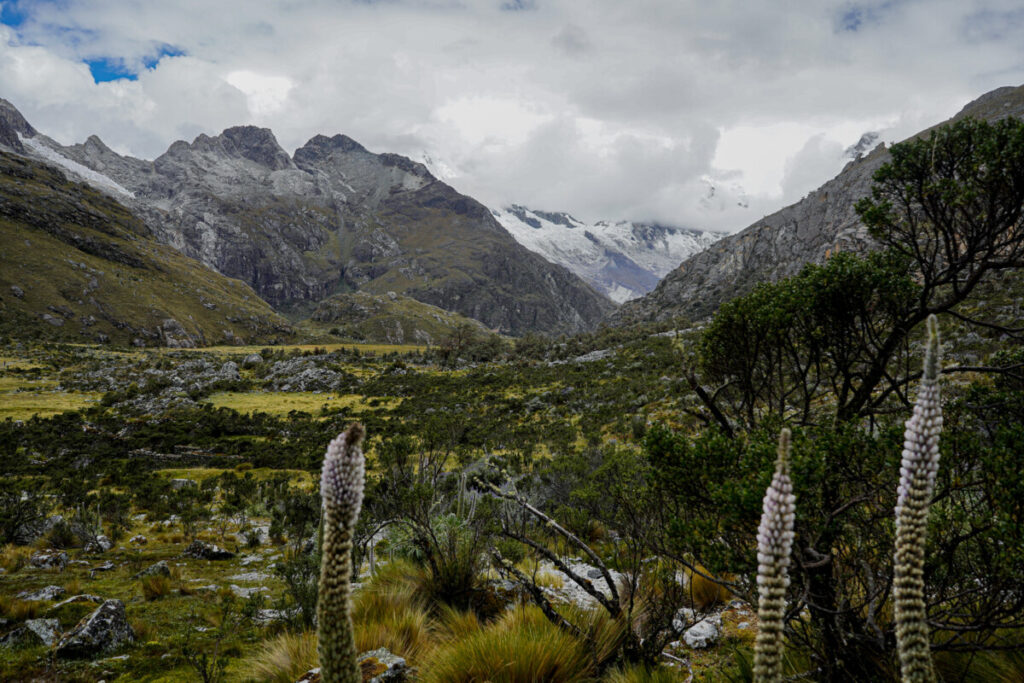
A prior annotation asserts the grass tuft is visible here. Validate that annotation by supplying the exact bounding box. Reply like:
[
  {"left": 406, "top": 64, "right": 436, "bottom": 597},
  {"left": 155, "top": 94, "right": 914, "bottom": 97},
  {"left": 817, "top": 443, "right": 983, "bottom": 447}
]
[{"left": 244, "top": 630, "right": 319, "bottom": 683}]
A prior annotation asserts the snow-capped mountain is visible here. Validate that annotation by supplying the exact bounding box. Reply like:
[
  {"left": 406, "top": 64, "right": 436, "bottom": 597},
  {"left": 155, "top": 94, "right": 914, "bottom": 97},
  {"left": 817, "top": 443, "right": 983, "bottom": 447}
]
[{"left": 493, "top": 205, "right": 722, "bottom": 303}]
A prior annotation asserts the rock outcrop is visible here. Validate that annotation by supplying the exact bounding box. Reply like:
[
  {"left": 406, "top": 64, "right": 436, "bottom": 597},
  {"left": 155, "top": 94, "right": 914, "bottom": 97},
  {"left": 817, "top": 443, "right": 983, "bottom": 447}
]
[
  {"left": 55, "top": 599, "right": 134, "bottom": 659},
  {"left": 16, "top": 112, "right": 614, "bottom": 335},
  {"left": 613, "top": 84, "right": 1024, "bottom": 324}
]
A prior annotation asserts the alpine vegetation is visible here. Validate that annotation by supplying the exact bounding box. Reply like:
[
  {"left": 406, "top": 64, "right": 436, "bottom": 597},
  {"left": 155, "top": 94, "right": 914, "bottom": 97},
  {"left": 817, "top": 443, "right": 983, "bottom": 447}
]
[
  {"left": 753, "top": 428, "right": 796, "bottom": 683},
  {"left": 317, "top": 424, "right": 367, "bottom": 683},
  {"left": 893, "top": 316, "right": 942, "bottom": 683}
]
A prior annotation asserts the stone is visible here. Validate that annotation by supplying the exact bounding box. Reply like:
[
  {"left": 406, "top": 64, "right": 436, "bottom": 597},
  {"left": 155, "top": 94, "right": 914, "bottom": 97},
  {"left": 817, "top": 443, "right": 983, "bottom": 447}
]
[
  {"left": 129, "top": 535, "right": 147, "bottom": 545},
  {"left": 30, "top": 550, "right": 68, "bottom": 570},
  {"left": 56, "top": 600, "right": 134, "bottom": 659},
  {"left": 358, "top": 647, "right": 408, "bottom": 682},
  {"left": 132, "top": 560, "right": 170, "bottom": 579},
  {"left": 0, "top": 618, "right": 61, "bottom": 649},
  {"left": 84, "top": 534, "right": 113, "bottom": 553},
  {"left": 17, "top": 585, "right": 66, "bottom": 601},
  {"left": 295, "top": 648, "right": 408, "bottom": 683},
  {"left": 241, "top": 353, "right": 264, "bottom": 367},
  {"left": 672, "top": 607, "right": 696, "bottom": 633},
  {"left": 228, "top": 584, "right": 267, "bottom": 599},
  {"left": 183, "top": 540, "right": 235, "bottom": 560},
  {"left": 49, "top": 594, "right": 106, "bottom": 612},
  {"left": 169, "top": 478, "right": 196, "bottom": 490},
  {"left": 683, "top": 615, "right": 722, "bottom": 649},
  {"left": 10, "top": 285, "right": 24, "bottom": 298},
  {"left": 90, "top": 561, "right": 116, "bottom": 576}
]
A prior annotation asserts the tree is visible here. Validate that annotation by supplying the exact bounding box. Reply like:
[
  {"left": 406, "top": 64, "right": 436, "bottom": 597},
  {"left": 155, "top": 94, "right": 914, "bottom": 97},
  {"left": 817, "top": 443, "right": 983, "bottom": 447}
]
[{"left": 696, "top": 116, "right": 1024, "bottom": 429}]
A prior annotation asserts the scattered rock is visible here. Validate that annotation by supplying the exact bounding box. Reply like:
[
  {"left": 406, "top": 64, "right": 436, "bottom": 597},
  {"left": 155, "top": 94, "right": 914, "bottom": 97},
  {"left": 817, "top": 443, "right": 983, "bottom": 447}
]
[
  {"left": 90, "top": 561, "right": 116, "bottom": 576},
  {"left": 30, "top": 550, "right": 68, "bottom": 571},
  {"left": 683, "top": 615, "right": 722, "bottom": 649},
  {"left": 169, "top": 478, "right": 196, "bottom": 490},
  {"left": 17, "top": 585, "right": 66, "bottom": 601},
  {"left": 56, "top": 599, "right": 135, "bottom": 659},
  {"left": 295, "top": 648, "right": 408, "bottom": 683},
  {"left": 672, "top": 607, "right": 696, "bottom": 633},
  {"left": 132, "top": 560, "right": 170, "bottom": 579},
  {"left": 737, "top": 621, "right": 751, "bottom": 630},
  {"left": 228, "top": 571, "right": 271, "bottom": 582},
  {"left": 0, "top": 618, "right": 61, "bottom": 649},
  {"left": 10, "top": 285, "right": 24, "bottom": 298},
  {"left": 49, "top": 595, "right": 106, "bottom": 612},
  {"left": 241, "top": 353, "right": 264, "bottom": 367},
  {"left": 183, "top": 540, "right": 235, "bottom": 561},
  {"left": 84, "top": 535, "right": 113, "bottom": 553},
  {"left": 129, "top": 535, "right": 147, "bottom": 545},
  {"left": 229, "top": 584, "right": 268, "bottom": 599}
]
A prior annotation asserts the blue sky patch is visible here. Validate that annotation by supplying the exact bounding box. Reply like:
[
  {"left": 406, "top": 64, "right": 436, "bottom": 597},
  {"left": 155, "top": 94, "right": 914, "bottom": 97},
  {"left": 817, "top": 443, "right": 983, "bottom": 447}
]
[
  {"left": 0, "top": 1, "right": 29, "bottom": 28},
  {"left": 86, "top": 44, "right": 186, "bottom": 83},
  {"left": 86, "top": 57, "right": 137, "bottom": 82}
]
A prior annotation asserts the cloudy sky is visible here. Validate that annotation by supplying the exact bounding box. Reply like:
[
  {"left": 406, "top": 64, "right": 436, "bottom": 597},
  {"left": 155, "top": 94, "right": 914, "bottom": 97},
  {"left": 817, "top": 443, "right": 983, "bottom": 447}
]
[{"left": 1, "top": 0, "right": 1023, "bottom": 232}]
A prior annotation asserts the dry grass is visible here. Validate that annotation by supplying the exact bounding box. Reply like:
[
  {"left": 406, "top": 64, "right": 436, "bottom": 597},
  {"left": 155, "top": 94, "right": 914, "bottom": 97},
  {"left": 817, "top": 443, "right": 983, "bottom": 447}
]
[
  {"left": 0, "top": 596, "right": 42, "bottom": 621},
  {"left": 420, "top": 605, "right": 593, "bottom": 683},
  {"left": 352, "top": 561, "right": 433, "bottom": 664},
  {"left": 0, "top": 544, "right": 32, "bottom": 573},
  {"left": 605, "top": 664, "right": 683, "bottom": 682},
  {"left": 687, "top": 567, "right": 732, "bottom": 611},
  {"left": 243, "top": 630, "right": 319, "bottom": 683},
  {"left": 141, "top": 575, "right": 173, "bottom": 601}
]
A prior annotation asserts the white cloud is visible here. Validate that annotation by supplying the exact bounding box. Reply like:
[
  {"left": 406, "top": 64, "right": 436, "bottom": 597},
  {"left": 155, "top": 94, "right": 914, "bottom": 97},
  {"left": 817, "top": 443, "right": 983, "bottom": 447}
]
[{"left": 0, "top": 1, "right": 1022, "bottom": 232}]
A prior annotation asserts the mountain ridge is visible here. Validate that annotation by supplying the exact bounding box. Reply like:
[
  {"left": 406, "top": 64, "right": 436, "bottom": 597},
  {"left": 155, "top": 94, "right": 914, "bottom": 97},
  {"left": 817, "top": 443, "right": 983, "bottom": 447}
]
[
  {"left": 612, "top": 83, "right": 1024, "bottom": 325},
  {"left": 2, "top": 100, "right": 614, "bottom": 336}
]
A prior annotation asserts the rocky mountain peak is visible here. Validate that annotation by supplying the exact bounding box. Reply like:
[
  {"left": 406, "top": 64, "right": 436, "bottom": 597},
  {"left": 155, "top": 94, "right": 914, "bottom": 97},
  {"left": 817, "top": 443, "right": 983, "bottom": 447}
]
[
  {"left": 217, "top": 126, "right": 294, "bottom": 170},
  {"left": 293, "top": 133, "right": 368, "bottom": 166},
  {"left": 0, "top": 98, "right": 37, "bottom": 153}
]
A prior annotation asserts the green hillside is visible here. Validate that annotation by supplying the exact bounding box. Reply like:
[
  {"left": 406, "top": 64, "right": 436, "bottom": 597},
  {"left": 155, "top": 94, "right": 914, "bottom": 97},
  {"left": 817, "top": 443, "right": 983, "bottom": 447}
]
[{"left": 0, "top": 152, "right": 292, "bottom": 347}]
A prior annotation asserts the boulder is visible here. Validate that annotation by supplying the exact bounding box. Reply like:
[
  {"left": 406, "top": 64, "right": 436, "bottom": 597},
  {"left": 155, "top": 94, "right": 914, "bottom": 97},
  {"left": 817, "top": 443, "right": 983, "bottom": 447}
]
[
  {"left": 132, "top": 560, "right": 170, "bottom": 579},
  {"left": 169, "top": 478, "right": 197, "bottom": 490},
  {"left": 29, "top": 550, "right": 68, "bottom": 570},
  {"left": 295, "top": 648, "right": 408, "bottom": 683},
  {"left": 359, "top": 647, "right": 409, "bottom": 682},
  {"left": 84, "top": 534, "right": 113, "bottom": 553},
  {"left": 241, "top": 353, "right": 264, "bottom": 367},
  {"left": 16, "top": 585, "right": 66, "bottom": 601},
  {"left": 0, "top": 618, "right": 61, "bottom": 649},
  {"left": 683, "top": 614, "right": 722, "bottom": 649},
  {"left": 183, "top": 539, "right": 235, "bottom": 560},
  {"left": 55, "top": 599, "right": 134, "bottom": 659},
  {"left": 129, "top": 535, "right": 148, "bottom": 545}
]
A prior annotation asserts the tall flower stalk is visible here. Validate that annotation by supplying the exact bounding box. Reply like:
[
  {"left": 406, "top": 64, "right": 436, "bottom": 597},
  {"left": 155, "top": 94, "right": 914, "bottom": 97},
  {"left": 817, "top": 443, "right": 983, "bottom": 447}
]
[
  {"left": 317, "top": 424, "right": 366, "bottom": 683},
  {"left": 893, "top": 315, "right": 942, "bottom": 683},
  {"left": 753, "top": 428, "right": 796, "bottom": 683}
]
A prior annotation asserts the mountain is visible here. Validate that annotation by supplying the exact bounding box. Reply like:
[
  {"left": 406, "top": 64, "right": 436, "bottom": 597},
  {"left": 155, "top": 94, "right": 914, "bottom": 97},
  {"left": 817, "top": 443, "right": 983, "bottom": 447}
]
[
  {"left": 493, "top": 205, "right": 722, "bottom": 303},
  {"left": 0, "top": 149, "right": 291, "bottom": 347},
  {"left": 7, "top": 102, "right": 614, "bottom": 336},
  {"left": 612, "top": 84, "right": 1024, "bottom": 325}
]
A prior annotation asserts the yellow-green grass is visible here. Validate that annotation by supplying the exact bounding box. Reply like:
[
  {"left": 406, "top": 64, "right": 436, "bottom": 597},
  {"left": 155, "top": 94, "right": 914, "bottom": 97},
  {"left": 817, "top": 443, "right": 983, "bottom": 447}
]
[
  {"left": 0, "top": 388, "right": 102, "bottom": 420},
  {"left": 0, "top": 356, "right": 45, "bottom": 370},
  {"left": 156, "top": 467, "right": 315, "bottom": 489},
  {"left": 204, "top": 391, "right": 401, "bottom": 416},
  {"left": 172, "top": 342, "right": 425, "bottom": 355}
]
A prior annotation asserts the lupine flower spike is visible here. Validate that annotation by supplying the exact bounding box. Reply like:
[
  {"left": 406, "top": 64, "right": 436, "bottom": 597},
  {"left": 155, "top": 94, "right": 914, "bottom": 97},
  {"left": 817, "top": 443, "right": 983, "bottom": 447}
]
[
  {"left": 317, "top": 424, "right": 366, "bottom": 683},
  {"left": 894, "top": 316, "right": 941, "bottom": 683},
  {"left": 753, "top": 428, "right": 796, "bottom": 683}
]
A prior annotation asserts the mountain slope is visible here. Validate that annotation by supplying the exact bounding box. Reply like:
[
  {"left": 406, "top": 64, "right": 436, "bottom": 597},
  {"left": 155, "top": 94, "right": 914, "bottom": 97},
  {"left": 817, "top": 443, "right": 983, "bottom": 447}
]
[
  {"left": 10, "top": 105, "right": 615, "bottom": 336},
  {"left": 612, "top": 84, "right": 1024, "bottom": 325},
  {"left": 493, "top": 205, "right": 722, "bottom": 303},
  {"left": 0, "top": 150, "right": 292, "bottom": 346}
]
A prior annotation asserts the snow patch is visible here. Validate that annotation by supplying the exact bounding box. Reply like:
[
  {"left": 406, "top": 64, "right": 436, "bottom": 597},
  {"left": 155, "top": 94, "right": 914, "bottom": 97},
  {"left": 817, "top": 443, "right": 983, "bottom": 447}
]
[{"left": 19, "top": 134, "right": 135, "bottom": 199}]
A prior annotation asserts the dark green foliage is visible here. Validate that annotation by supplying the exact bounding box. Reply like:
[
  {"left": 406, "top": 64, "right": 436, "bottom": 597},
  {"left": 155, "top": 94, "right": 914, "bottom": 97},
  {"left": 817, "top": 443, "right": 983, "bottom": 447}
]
[{"left": 0, "top": 480, "right": 45, "bottom": 545}]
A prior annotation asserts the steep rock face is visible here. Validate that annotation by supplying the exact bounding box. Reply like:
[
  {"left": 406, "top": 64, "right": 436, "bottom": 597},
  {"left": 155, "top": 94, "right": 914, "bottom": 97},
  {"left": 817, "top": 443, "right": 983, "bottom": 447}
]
[
  {"left": 494, "top": 205, "right": 722, "bottom": 303},
  {"left": 613, "top": 84, "right": 1024, "bottom": 325},
  {"left": 0, "top": 98, "right": 37, "bottom": 153},
  {"left": 24, "top": 117, "right": 614, "bottom": 335}
]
